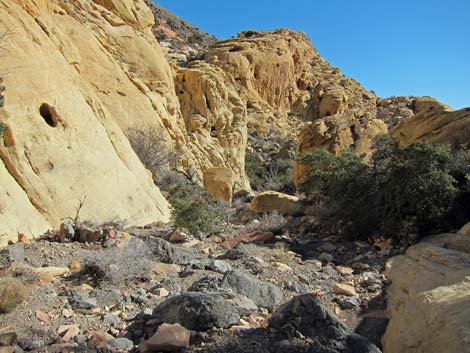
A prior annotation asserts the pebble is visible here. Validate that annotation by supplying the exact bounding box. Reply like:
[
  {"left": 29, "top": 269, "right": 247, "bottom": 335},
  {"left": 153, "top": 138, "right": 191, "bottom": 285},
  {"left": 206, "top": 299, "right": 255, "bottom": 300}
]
[
  {"left": 318, "top": 252, "right": 334, "bottom": 262},
  {"left": 333, "top": 283, "right": 357, "bottom": 297},
  {"left": 107, "top": 337, "right": 134, "bottom": 351}
]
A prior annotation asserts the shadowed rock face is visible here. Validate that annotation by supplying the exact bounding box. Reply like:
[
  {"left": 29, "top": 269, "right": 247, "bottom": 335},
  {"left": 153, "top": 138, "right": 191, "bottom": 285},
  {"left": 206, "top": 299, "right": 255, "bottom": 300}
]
[
  {"left": 269, "top": 294, "right": 381, "bottom": 353},
  {"left": 152, "top": 292, "right": 241, "bottom": 331}
]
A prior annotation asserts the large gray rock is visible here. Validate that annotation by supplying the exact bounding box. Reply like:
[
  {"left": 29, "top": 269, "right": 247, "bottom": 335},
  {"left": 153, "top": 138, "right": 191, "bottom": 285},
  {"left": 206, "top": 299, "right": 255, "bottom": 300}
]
[
  {"left": 269, "top": 294, "right": 381, "bottom": 353},
  {"left": 152, "top": 292, "right": 240, "bottom": 331},
  {"left": 221, "top": 270, "right": 283, "bottom": 309},
  {"left": 0, "top": 243, "right": 25, "bottom": 267},
  {"left": 147, "top": 237, "right": 205, "bottom": 266}
]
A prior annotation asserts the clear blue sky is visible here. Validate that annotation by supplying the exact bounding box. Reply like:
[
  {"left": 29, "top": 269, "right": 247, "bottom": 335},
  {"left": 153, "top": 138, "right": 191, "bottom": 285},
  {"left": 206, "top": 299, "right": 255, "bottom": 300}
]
[{"left": 155, "top": 0, "right": 469, "bottom": 109}]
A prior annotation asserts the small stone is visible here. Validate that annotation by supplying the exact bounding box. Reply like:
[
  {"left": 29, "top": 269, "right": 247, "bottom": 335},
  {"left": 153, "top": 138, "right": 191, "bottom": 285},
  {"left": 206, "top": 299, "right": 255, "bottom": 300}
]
[
  {"left": 107, "top": 337, "right": 134, "bottom": 351},
  {"left": 339, "top": 296, "right": 361, "bottom": 309},
  {"left": 104, "top": 314, "right": 121, "bottom": 327},
  {"left": 207, "top": 259, "right": 232, "bottom": 274},
  {"left": 273, "top": 262, "right": 293, "bottom": 273},
  {"left": 319, "top": 242, "right": 336, "bottom": 252},
  {"left": 0, "top": 347, "right": 15, "bottom": 353},
  {"left": 88, "top": 331, "right": 114, "bottom": 349},
  {"left": 155, "top": 288, "right": 170, "bottom": 298},
  {"left": 131, "top": 288, "right": 147, "bottom": 304},
  {"left": 0, "top": 332, "right": 17, "bottom": 346},
  {"left": 70, "top": 261, "right": 81, "bottom": 270},
  {"left": 66, "top": 290, "right": 97, "bottom": 309},
  {"left": 17, "top": 233, "right": 31, "bottom": 244},
  {"left": 244, "top": 256, "right": 264, "bottom": 265},
  {"left": 35, "top": 310, "right": 50, "bottom": 323},
  {"left": 154, "top": 263, "right": 180, "bottom": 276},
  {"left": 139, "top": 323, "right": 190, "bottom": 352},
  {"left": 333, "top": 283, "right": 357, "bottom": 296},
  {"left": 318, "top": 252, "right": 334, "bottom": 262},
  {"left": 59, "top": 221, "right": 75, "bottom": 242},
  {"left": 59, "top": 325, "right": 80, "bottom": 341},
  {"left": 62, "top": 308, "right": 74, "bottom": 318},
  {"left": 336, "top": 266, "right": 354, "bottom": 276},
  {"left": 169, "top": 229, "right": 187, "bottom": 243}
]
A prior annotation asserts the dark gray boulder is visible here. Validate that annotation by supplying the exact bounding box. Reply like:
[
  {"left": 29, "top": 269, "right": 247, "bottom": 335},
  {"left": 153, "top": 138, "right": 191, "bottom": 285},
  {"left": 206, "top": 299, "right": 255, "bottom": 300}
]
[
  {"left": 152, "top": 292, "right": 240, "bottom": 331},
  {"left": 269, "top": 294, "right": 381, "bottom": 353},
  {"left": 146, "top": 237, "right": 206, "bottom": 266},
  {"left": 221, "top": 270, "right": 283, "bottom": 309}
]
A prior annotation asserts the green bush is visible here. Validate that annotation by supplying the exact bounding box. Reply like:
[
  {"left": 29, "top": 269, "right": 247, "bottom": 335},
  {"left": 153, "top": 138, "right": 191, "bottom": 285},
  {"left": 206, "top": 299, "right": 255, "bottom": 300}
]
[
  {"left": 0, "top": 122, "right": 6, "bottom": 138},
  {"left": 299, "top": 135, "right": 470, "bottom": 243},
  {"left": 170, "top": 185, "right": 232, "bottom": 237},
  {"left": 245, "top": 154, "right": 294, "bottom": 193}
]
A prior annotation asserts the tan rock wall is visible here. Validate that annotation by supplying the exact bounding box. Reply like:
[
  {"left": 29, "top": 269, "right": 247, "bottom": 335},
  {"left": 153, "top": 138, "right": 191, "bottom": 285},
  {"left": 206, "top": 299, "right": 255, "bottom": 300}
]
[
  {"left": 391, "top": 98, "right": 470, "bottom": 148},
  {"left": 0, "top": 0, "right": 253, "bottom": 243},
  {"left": 0, "top": 0, "right": 172, "bottom": 238},
  {"left": 383, "top": 234, "right": 470, "bottom": 353}
]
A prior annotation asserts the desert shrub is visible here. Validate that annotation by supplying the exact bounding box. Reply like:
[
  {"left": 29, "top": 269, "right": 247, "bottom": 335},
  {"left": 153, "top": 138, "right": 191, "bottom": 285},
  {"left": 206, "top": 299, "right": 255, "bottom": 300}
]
[
  {"left": 245, "top": 154, "right": 294, "bottom": 193},
  {"left": 0, "top": 122, "right": 6, "bottom": 138},
  {"left": 0, "top": 277, "right": 29, "bottom": 313},
  {"left": 127, "top": 125, "right": 179, "bottom": 179},
  {"left": 299, "top": 135, "right": 470, "bottom": 243},
  {"left": 171, "top": 184, "right": 233, "bottom": 236},
  {"left": 244, "top": 212, "right": 287, "bottom": 234},
  {"left": 84, "top": 238, "right": 153, "bottom": 284},
  {"left": 272, "top": 242, "right": 293, "bottom": 264},
  {"left": 188, "top": 33, "right": 204, "bottom": 45}
]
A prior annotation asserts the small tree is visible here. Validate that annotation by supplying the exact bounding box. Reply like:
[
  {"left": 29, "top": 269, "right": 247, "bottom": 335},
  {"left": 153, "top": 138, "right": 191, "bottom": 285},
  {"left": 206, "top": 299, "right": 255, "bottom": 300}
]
[{"left": 299, "top": 135, "right": 470, "bottom": 243}]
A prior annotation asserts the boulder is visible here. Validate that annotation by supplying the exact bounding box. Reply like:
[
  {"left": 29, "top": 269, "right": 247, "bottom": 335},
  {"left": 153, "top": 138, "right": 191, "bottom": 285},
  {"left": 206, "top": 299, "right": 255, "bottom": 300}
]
[
  {"left": 250, "top": 191, "right": 302, "bottom": 215},
  {"left": 458, "top": 222, "right": 470, "bottom": 236},
  {"left": 203, "top": 168, "right": 236, "bottom": 202},
  {"left": 221, "top": 231, "right": 275, "bottom": 249},
  {"left": 147, "top": 237, "right": 204, "bottom": 266},
  {"left": 221, "top": 270, "right": 283, "bottom": 309},
  {"left": 382, "top": 233, "right": 470, "bottom": 353},
  {"left": 269, "top": 294, "right": 380, "bottom": 353},
  {"left": 391, "top": 97, "right": 470, "bottom": 148},
  {"left": 152, "top": 292, "right": 240, "bottom": 331}
]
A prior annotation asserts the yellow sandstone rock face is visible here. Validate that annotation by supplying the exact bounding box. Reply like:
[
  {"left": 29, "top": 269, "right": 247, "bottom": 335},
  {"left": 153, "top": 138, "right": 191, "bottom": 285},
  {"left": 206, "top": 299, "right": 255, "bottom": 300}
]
[
  {"left": 250, "top": 191, "right": 302, "bottom": 215},
  {"left": 383, "top": 233, "right": 470, "bottom": 353},
  {"left": 202, "top": 167, "right": 235, "bottom": 202},
  {"left": 391, "top": 97, "right": 470, "bottom": 148},
  {"left": 0, "top": 0, "right": 250, "bottom": 243}
]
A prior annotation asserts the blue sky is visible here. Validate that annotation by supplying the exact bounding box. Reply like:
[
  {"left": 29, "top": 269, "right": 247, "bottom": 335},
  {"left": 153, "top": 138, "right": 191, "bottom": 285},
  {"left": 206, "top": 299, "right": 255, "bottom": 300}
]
[{"left": 155, "top": 0, "right": 469, "bottom": 109}]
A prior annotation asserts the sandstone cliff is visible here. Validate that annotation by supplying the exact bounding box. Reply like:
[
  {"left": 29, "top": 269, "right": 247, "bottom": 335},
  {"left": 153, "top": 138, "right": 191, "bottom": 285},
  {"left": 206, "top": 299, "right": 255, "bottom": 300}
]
[{"left": 0, "top": 0, "right": 249, "bottom": 244}]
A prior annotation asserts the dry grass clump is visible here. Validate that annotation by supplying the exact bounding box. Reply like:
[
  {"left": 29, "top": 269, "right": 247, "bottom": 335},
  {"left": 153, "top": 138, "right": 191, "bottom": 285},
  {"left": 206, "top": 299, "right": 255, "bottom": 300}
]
[
  {"left": 272, "top": 242, "right": 293, "bottom": 264},
  {"left": 244, "top": 212, "right": 287, "bottom": 234},
  {"left": 0, "top": 277, "right": 29, "bottom": 313}
]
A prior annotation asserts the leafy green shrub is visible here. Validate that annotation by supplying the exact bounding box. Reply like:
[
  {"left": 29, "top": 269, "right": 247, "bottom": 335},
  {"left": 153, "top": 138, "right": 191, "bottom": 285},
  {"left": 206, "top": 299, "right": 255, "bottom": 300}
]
[
  {"left": 245, "top": 154, "right": 294, "bottom": 193},
  {"left": 299, "top": 135, "right": 470, "bottom": 243},
  {"left": 0, "top": 122, "right": 6, "bottom": 138},
  {"left": 171, "top": 184, "right": 232, "bottom": 236}
]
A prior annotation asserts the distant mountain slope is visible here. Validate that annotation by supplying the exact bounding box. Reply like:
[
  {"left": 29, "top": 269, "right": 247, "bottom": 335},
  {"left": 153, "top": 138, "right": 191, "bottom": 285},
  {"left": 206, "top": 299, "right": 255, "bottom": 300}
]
[{"left": 145, "top": 1, "right": 216, "bottom": 47}]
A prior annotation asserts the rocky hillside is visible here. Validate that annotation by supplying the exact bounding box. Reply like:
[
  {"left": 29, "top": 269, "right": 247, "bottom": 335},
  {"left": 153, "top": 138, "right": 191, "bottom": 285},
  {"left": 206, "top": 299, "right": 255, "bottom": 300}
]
[
  {"left": 145, "top": 0, "right": 216, "bottom": 46},
  {"left": 144, "top": 0, "right": 216, "bottom": 64}
]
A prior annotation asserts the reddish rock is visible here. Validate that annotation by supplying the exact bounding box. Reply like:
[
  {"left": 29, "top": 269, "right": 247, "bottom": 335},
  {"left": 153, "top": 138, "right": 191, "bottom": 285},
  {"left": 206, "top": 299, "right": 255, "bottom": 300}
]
[
  {"left": 221, "top": 231, "right": 275, "bottom": 249},
  {"left": 139, "top": 323, "right": 190, "bottom": 352}
]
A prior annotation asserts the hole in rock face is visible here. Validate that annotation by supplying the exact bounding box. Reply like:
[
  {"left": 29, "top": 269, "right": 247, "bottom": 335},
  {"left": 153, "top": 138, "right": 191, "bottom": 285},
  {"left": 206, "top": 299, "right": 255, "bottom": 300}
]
[{"left": 39, "top": 103, "right": 58, "bottom": 127}]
